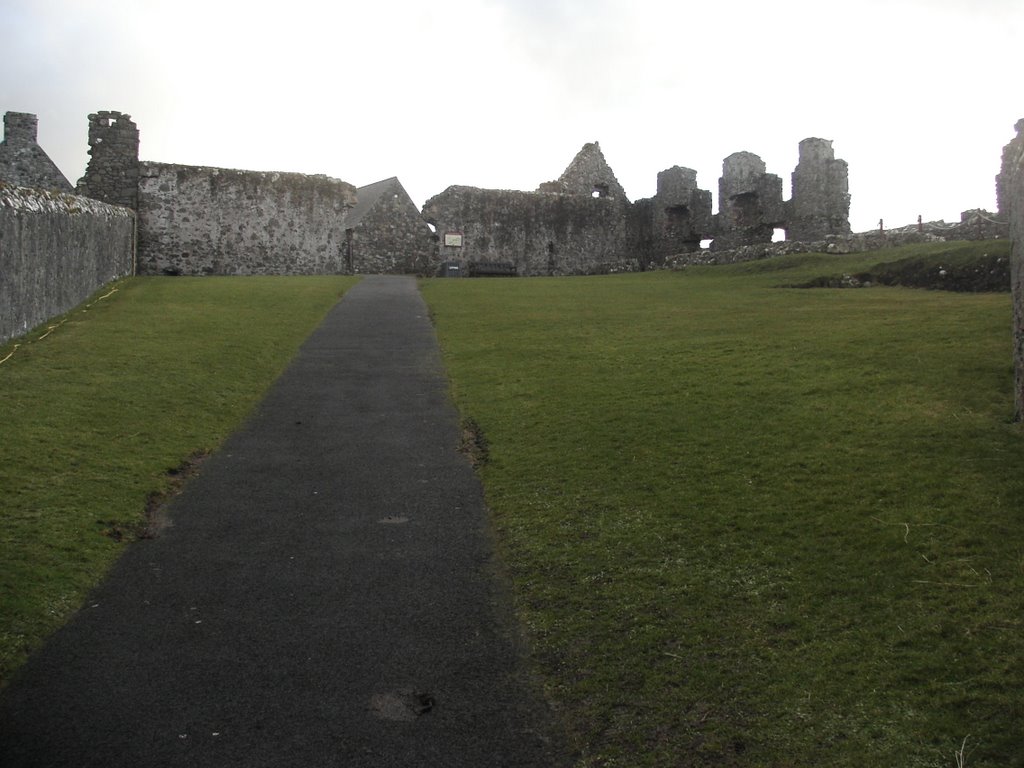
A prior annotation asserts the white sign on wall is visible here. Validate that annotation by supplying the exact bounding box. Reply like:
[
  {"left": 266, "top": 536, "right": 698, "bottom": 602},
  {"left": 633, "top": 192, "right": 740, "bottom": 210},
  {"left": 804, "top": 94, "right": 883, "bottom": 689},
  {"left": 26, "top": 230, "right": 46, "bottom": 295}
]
[{"left": 444, "top": 232, "right": 464, "bottom": 248}]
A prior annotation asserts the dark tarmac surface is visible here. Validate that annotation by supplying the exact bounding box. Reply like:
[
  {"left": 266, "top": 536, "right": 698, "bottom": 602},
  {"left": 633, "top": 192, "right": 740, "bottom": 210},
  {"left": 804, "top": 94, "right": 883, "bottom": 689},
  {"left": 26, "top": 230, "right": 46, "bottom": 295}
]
[{"left": 0, "top": 276, "right": 569, "bottom": 767}]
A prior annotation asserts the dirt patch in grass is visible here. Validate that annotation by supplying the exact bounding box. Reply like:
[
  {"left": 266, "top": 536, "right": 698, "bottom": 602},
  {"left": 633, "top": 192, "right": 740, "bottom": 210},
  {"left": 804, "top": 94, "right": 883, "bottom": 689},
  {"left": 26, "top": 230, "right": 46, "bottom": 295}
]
[
  {"left": 139, "top": 451, "right": 210, "bottom": 539},
  {"left": 458, "top": 418, "right": 490, "bottom": 467}
]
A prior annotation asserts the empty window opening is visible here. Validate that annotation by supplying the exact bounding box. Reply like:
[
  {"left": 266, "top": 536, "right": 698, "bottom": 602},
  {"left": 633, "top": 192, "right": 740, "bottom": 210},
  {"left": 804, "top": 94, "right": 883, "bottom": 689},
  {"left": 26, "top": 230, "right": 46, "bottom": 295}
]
[
  {"left": 665, "top": 205, "right": 691, "bottom": 234},
  {"left": 729, "top": 192, "right": 759, "bottom": 227},
  {"left": 700, "top": 239, "right": 712, "bottom": 250},
  {"left": 772, "top": 228, "right": 786, "bottom": 242},
  {"left": 592, "top": 183, "right": 610, "bottom": 198}
]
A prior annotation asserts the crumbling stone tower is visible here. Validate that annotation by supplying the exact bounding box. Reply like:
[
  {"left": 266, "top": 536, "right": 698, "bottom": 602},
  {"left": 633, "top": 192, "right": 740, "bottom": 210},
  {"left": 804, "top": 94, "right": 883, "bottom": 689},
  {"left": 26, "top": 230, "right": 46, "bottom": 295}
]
[
  {"left": 714, "top": 152, "right": 785, "bottom": 250},
  {"left": 788, "top": 138, "right": 851, "bottom": 241},
  {"left": 0, "top": 111, "right": 73, "bottom": 192},
  {"left": 77, "top": 111, "right": 140, "bottom": 209},
  {"left": 651, "top": 166, "right": 713, "bottom": 256}
]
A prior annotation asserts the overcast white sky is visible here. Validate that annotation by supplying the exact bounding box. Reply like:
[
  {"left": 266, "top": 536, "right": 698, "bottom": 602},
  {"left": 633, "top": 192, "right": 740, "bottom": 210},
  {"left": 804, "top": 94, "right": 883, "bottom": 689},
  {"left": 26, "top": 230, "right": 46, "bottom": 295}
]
[{"left": 2, "top": 0, "right": 1021, "bottom": 232}]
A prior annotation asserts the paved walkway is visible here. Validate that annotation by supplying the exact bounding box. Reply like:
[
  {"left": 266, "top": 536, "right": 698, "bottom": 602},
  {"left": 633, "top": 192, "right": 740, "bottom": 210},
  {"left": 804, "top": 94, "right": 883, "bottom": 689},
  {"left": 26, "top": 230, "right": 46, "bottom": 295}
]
[{"left": 0, "top": 276, "right": 568, "bottom": 767}]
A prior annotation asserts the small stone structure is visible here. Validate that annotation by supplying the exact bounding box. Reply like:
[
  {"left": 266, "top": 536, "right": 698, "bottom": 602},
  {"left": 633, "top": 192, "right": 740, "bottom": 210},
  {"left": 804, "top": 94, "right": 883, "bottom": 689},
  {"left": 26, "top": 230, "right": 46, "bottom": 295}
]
[
  {"left": 0, "top": 112, "right": 73, "bottom": 193},
  {"left": 1, "top": 182, "right": 134, "bottom": 344},
  {"left": 1003, "top": 120, "right": 1024, "bottom": 420},
  {"left": 342, "top": 177, "right": 434, "bottom": 274}
]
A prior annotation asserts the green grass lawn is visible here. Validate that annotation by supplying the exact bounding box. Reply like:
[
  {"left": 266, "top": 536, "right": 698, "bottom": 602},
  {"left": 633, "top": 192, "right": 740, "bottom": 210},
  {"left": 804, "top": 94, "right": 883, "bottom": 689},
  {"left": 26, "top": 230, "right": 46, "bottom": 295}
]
[
  {"left": 420, "top": 244, "right": 1024, "bottom": 767},
  {"left": 0, "top": 275, "right": 357, "bottom": 684}
]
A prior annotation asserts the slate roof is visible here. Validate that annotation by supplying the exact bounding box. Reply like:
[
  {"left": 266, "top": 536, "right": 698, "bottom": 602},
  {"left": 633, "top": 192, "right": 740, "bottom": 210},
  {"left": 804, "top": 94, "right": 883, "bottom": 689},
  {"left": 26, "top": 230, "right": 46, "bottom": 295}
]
[{"left": 344, "top": 176, "right": 401, "bottom": 229}]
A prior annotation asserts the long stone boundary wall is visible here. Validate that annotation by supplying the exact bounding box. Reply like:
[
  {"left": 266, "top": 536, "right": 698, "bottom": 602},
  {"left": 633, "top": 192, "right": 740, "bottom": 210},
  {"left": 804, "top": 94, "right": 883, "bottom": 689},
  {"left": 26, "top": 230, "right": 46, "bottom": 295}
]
[
  {"left": 136, "top": 162, "right": 357, "bottom": 275},
  {"left": 1, "top": 182, "right": 134, "bottom": 344}
]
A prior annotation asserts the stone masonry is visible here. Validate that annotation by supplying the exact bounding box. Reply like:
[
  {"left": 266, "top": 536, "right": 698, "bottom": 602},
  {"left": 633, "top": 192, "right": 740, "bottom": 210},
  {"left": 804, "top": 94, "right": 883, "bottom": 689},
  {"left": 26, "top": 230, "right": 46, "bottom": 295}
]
[
  {"left": 713, "top": 152, "right": 786, "bottom": 250},
  {"left": 0, "top": 112, "right": 73, "bottom": 193},
  {"left": 342, "top": 177, "right": 435, "bottom": 274},
  {"left": 136, "top": 162, "right": 356, "bottom": 275},
  {"left": 76, "top": 111, "right": 140, "bottom": 210},
  {"left": 1004, "top": 120, "right": 1024, "bottom": 420},
  {"left": 788, "top": 138, "right": 851, "bottom": 242}
]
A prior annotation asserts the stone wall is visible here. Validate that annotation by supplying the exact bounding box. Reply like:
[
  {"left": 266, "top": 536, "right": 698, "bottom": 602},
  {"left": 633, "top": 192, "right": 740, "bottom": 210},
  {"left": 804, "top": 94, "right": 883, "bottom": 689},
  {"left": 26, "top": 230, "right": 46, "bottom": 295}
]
[
  {"left": 423, "top": 185, "right": 631, "bottom": 276},
  {"left": 1006, "top": 121, "right": 1024, "bottom": 420},
  {"left": 0, "top": 112, "right": 73, "bottom": 193},
  {"left": 344, "top": 177, "right": 435, "bottom": 274},
  {"left": 1, "top": 182, "right": 134, "bottom": 344},
  {"left": 135, "top": 162, "right": 357, "bottom": 275}
]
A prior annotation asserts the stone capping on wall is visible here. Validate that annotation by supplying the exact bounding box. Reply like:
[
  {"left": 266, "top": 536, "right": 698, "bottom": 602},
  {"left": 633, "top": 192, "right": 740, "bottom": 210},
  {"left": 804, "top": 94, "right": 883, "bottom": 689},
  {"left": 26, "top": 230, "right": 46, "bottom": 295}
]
[
  {"left": 1, "top": 181, "right": 135, "bottom": 219},
  {"left": 1, "top": 181, "right": 136, "bottom": 345}
]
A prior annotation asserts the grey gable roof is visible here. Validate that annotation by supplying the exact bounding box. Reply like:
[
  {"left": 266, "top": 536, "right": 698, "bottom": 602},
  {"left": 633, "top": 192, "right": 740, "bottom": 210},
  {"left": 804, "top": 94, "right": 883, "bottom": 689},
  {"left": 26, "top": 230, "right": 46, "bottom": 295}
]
[{"left": 343, "top": 176, "right": 402, "bottom": 229}]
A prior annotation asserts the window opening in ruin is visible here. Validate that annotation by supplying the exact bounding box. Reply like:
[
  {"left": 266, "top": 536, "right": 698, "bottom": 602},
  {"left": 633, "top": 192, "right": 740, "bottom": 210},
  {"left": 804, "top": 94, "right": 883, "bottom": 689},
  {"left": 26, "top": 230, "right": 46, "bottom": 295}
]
[
  {"left": 592, "top": 183, "right": 609, "bottom": 198},
  {"left": 772, "top": 228, "right": 786, "bottom": 242},
  {"left": 730, "top": 193, "right": 758, "bottom": 227},
  {"left": 665, "top": 205, "right": 690, "bottom": 234},
  {"left": 700, "top": 239, "right": 712, "bottom": 250}
]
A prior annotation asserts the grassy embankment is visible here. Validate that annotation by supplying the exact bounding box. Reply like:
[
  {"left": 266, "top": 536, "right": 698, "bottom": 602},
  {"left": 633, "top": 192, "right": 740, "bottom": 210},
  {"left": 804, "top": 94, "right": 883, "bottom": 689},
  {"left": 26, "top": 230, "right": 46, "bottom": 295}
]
[
  {"left": 0, "top": 276, "right": 357, "bottom": 684},
  {"left": 421, "top": 241, "right": 1023, "bottom": 767}
]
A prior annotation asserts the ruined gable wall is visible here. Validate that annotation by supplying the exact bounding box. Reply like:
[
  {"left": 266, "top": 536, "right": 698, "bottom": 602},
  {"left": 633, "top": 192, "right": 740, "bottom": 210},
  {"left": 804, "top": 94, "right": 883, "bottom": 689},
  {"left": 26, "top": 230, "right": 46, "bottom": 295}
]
[
  {"left": 348, "top": 181, "right": 436, "bottom": 274},
  {"left": 136, "top": 162, "right": 357, "bottom": 275},
  {"left": 423, "top": 186, "right": 630, "bottom": 276},
  {"left": 0, "top": 112, "right": 73, "bottom": 193},
  {"left": 1, "top": 183, "right": 134, "bottom": 344}
]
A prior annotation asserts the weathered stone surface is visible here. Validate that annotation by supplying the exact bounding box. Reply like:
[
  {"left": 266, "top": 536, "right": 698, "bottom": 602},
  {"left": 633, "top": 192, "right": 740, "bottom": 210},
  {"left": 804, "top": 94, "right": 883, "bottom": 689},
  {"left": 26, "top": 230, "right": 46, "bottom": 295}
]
[
  {"left": 76, "top": 111, "right": 139, "bottom": 210},
  {"left": 997, "top": 119, "right": 1024, "bottom": 222},
  {"left": 136, "top": 162, "right": 356, "bottom": 275},
  {"left": 539, "top": 142, "right": 628, "bottom": 200},
  {"left": 714, "top": 152, "right": 785, "bottom": 250},
  {"left": 423, "top": 185, "right": 631, "bottom": 276},
  {"left": 1005, "top": 120, "right": 1024, "bottom": 419},
  {"left": 788, "top": 137, "right": 851, "bottom": 242},
  {"left": 0, "top": 112, "right": 73, "bottom": 193},
  {"left": 650, "top": 166, "right": 713, "bottom": 258},
  {"left": 0, "top": 182, "right": 134, "bottom": 344},
  {"left": 342, "top": 177, "right": 435, "bottom": 274}
]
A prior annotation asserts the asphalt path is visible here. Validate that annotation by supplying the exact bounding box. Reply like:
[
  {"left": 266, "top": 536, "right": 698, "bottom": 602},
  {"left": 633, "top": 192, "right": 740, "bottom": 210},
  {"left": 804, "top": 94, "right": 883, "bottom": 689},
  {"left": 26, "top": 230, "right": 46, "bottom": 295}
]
[{"left": 0, "top": 275, "right": 569, "bottom": 767}]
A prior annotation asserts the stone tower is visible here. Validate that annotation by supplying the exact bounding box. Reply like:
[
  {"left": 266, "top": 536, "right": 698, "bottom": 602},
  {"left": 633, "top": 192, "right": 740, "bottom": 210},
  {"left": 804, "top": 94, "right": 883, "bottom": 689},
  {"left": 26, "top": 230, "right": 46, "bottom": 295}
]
[
  {"left": 651, "top": 166, "right": 713, "bottom": 256},
  {"left": 714, "top": 152, "right": 785, "bottom": 249},
  {"left": 788, "top": 138, "right": 851, "bottom": 242},
  {"left": 77, "top": 111, "right": 140, "bottom": 209}
]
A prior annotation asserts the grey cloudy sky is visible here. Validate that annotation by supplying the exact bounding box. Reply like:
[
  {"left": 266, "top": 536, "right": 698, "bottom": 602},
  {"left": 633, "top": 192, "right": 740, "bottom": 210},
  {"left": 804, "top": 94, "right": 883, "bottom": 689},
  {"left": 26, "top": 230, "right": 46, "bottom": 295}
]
[{"left": 2, "top": 0, "right": 1021, "bottom": 232}]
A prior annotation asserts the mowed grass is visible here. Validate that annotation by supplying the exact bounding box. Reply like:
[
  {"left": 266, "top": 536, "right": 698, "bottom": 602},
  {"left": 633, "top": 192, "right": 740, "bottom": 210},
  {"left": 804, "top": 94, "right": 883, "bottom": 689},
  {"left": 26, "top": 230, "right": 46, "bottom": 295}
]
[
  {"left": 420, "top": 245, "right": 1024, "bottom": 767},
  {"left": 0, "top": 276, "right": 357, "bottom": 684}
]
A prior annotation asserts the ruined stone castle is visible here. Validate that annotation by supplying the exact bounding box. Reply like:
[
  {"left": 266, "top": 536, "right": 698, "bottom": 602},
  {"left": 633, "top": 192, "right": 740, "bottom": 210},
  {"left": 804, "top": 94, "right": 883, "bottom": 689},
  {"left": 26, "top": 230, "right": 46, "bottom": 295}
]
[{"left": 19, "top": 109, "right": 853, "bottom": 277}]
